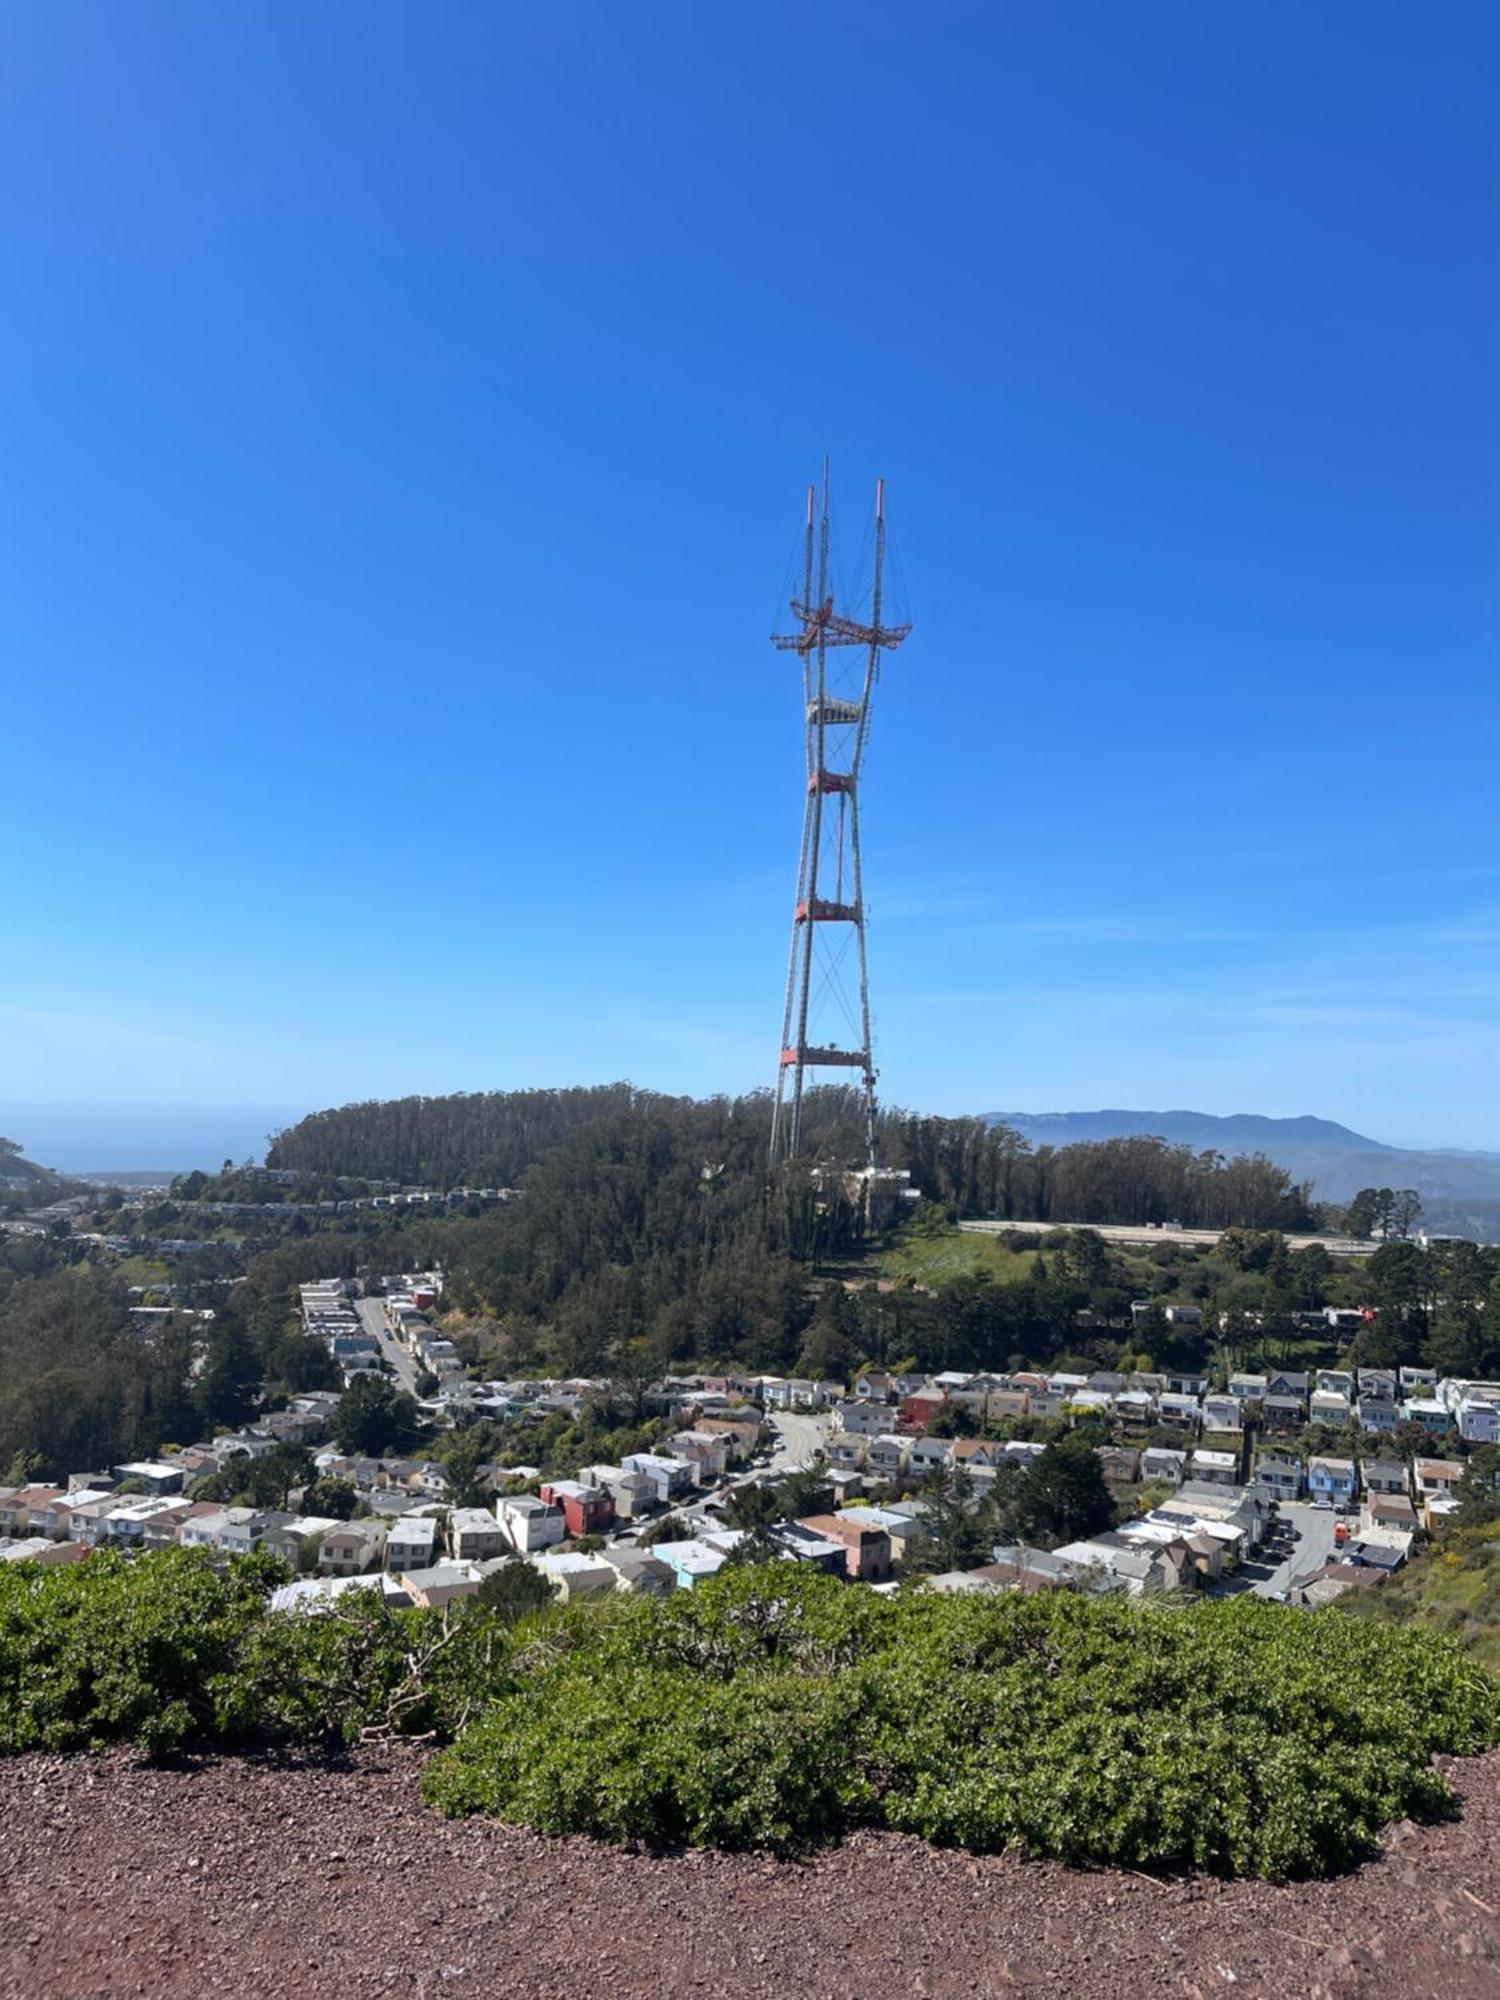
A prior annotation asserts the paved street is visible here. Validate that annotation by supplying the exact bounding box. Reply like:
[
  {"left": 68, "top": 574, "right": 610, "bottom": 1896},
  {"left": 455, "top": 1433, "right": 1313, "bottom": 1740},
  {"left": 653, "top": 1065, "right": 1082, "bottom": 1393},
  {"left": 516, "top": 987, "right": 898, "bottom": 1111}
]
[
  {"left": 354, "top": 1295, "right": 420, "bottom": 1396},
  {"left": 1211, "top": 1499, "right": 1341, "bottom": 1598},
  {"left": 766, "top": 1410, "right": 830, "bottom": 1473},
  {"left": 959, "top": 1217, "right": 1371, "bottom": 1259}
]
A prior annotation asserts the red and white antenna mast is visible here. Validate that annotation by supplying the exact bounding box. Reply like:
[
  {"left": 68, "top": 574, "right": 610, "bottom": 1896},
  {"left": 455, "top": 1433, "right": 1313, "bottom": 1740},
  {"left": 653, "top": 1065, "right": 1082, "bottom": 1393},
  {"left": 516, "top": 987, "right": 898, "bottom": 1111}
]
[{"left": 768, "top": 469, "right": 911, "bottom": 1170}]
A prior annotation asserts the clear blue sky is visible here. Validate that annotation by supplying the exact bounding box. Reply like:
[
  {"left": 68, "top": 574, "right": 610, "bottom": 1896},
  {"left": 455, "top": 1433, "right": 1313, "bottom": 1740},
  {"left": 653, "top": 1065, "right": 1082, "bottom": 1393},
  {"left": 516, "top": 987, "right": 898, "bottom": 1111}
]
[{"left": 5, "top": 3, "right": 1498, "bottom": 1167}]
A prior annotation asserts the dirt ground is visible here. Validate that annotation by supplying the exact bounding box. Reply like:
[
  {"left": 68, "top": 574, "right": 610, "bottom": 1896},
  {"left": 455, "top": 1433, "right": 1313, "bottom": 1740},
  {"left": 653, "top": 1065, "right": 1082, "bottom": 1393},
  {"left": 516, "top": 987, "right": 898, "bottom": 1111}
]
[{"left": 3, "top": 1743, "right": 1500, "bottom": 1999}]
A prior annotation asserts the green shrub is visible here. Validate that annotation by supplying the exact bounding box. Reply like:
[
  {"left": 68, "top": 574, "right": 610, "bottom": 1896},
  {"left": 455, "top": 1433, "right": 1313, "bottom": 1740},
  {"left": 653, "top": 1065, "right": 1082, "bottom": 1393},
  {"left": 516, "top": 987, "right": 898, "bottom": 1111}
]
[
  {"left": 423, "top": 1565, "right": 1500, "bottom": 1878},
  {"left": 0, "top": 1546, "right": 282, "bottom": 1755},
  {"left": 233, "top": 1584, "right": 519, "bottom": 1744},
  {"left": 3, "top": 1551, "right": 1496, "bottom": 1883},
  {"left": 0, "top": 1547, "right": 519, "bottom": 1754}
]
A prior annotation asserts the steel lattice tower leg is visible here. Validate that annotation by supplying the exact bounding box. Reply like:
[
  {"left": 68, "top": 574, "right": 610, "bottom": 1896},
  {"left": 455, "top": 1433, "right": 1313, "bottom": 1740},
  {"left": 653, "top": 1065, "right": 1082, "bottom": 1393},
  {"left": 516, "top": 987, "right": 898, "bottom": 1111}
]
[{"left": 768, "top": 471, "right": 911, "bottom": 1173}]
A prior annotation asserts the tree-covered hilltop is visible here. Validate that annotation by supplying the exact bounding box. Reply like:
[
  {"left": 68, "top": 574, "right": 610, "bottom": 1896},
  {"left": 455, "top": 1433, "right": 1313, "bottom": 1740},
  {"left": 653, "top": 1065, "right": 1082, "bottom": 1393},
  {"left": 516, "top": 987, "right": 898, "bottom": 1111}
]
[
  {"left": 0, "top": 1268, "right": 202, "bottom": 1482},
  {"left": 268, "top": 1082, "right": 1319, "bottom": 1232},
  {"left": 0, "top": 1138, "right": 88, "bottom": 1215},
  {"left": 267, "top": 1084, "right": 656, "bottom": 1187}
]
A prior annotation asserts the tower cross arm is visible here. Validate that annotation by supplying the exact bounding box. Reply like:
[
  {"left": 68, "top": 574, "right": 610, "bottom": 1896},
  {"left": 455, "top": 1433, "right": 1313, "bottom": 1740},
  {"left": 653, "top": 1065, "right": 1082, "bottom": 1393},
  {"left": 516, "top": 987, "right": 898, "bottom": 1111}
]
[{"left": 771, "top": 598, "right": 912, "bottom": 653}]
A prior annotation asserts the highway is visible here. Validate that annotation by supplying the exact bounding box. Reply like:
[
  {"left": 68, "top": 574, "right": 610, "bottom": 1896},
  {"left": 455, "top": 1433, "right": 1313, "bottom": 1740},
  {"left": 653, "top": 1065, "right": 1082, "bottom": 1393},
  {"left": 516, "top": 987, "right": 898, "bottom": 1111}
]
[
  {"left": 959, "top": 1218, "right": 1373, "bottom": 1259},
  {"left": 354, "top": 1296, "right": 421, "bottom": 1397}
]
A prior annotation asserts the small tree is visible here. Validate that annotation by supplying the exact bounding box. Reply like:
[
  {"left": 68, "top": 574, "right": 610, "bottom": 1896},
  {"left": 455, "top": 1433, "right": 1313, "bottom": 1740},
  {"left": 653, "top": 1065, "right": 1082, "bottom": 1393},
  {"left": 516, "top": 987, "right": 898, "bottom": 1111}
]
[
  {"left": 638, "top": 1513, "right": 685, "bottom": 1547},
  {"left": 1006, "top": 1438, "right": 1113, "bottom": 1549},
  {"left": 476, "top": 1560, "right": 555, "bottom": 1622},
  {"left": 1391, "top": 1190, "right": 1423, "bottom": 1241},
  {"left": 304, "top": 1477, "right": 358, "bottom": 1521},
  {"left": 333, "top": 1376, "right": 420, "bottom": 1457},
  {"left": 1455, "top": 1446, "right": 1500, "bottom": 1529}
]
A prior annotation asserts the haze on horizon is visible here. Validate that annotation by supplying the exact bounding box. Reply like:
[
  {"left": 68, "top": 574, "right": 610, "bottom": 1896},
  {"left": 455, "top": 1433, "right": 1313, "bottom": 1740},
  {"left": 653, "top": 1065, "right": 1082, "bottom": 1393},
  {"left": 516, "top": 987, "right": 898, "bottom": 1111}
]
[{"left": 5, "top": 5, "right": 1498, "bottom": 1169}]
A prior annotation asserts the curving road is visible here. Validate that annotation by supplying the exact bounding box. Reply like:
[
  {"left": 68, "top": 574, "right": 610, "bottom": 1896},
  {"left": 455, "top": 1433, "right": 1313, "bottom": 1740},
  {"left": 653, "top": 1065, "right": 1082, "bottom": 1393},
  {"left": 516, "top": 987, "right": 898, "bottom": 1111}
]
[{"left": 766, "top": 1411, "right": 830, "bottom": 1473}]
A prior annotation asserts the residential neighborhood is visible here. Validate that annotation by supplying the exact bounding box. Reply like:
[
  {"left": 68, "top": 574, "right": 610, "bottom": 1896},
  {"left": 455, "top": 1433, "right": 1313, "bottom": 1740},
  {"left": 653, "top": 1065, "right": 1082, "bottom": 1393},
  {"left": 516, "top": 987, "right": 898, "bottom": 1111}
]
[{"left": 1, "top": 1269, "right": 1487, "bottom": 1615}]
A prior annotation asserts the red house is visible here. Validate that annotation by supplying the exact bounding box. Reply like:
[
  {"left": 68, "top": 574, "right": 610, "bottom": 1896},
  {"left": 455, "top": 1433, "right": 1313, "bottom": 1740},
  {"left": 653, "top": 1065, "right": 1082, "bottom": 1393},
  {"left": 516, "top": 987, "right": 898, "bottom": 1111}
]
[
  {"left": 902, "top": 1389, "right": 947, "bottom": 1430},
  {"left": 540, "top": 1479, "right": 615, "bottom": 1538}
]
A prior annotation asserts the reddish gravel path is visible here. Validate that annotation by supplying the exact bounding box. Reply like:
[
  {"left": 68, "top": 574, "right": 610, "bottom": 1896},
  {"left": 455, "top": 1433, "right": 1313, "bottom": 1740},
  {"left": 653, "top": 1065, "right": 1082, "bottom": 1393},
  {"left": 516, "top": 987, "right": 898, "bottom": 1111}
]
[{"left": 2, "top": 1745, "right": 1500, "bottom": 1999}]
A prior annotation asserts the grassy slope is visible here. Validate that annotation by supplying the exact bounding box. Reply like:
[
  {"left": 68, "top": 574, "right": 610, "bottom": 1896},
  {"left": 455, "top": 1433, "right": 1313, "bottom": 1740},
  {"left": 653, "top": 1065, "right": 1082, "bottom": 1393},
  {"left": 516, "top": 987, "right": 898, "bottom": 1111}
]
[
  {"left": 879, "top": 1231, "right": 1040, "bottom": 1287},
  {"left": 878, "top": 1224, "right": 1195, "bottom": 1296},
  {"left": 1341, "top": 1528, "right": 1500, "bottom": 1676}
]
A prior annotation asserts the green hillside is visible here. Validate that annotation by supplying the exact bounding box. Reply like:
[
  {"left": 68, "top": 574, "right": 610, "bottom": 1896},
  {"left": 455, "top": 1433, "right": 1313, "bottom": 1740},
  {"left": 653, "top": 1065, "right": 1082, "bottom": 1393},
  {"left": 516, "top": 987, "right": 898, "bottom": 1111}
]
[{"left": 1341, "top": 1527, "right": 1500, "bottom": 1675}]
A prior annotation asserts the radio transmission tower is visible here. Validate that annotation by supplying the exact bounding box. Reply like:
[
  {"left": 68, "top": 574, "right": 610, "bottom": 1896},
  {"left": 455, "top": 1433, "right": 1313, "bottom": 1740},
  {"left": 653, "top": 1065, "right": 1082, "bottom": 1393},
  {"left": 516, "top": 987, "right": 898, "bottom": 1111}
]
[{"left": 768, "top": 469, "right": 911, "bottom": 1171}]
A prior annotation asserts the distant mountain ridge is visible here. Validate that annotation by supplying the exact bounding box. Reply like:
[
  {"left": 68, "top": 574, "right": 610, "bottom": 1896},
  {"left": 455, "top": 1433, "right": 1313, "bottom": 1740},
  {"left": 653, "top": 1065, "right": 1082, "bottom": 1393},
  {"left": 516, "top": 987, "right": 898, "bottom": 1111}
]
[
  {"left": 985, "top": 1109, "right": 1500, "bottom": 1239},
  {"left": 991, "top": 1110, "right": 1392, "bottom": 1156}
]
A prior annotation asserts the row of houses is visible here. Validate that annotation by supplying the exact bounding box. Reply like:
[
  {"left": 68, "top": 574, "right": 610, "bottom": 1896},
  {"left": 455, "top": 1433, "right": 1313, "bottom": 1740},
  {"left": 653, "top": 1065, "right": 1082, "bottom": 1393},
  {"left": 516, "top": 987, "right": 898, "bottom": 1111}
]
[
  {"left": 0, "top": 1484, "right": 573, "bottom": 1577},
  {"left": 269, "top": 1543, "right": 679, "bottom": 1616},
  {"left": 175, "top": 1187, "right": 510, "bottom": 1220},
  {"left": 903, "top": 1482, "right": 1274, "bottom": 1602},
  {"left": 299, "top": 1283, "right": 382, "bottom": 1381},
  {"left": 379, "top": 1273, "right": 463, "bottom": 1380},
  {"left": 250, "top": 1501, "right": 906, "bottom": 1615},
  {"left": 929, "top": 1470, "right": 1420, "bottom": 1605},
  {"left": 825, "top": 1364, "right": 1500, "bottom": 1444},
  {"left": 0, "top": 1390, "right": 345, "bottom": 1539},
  {"left": 0, "top": 1412, "right": 776, "bottom": 1576},
  {"left": 565, "top": 1418, "right": 762, "bottom": 1524},
  {"left": 1248, "top": 1449, "right": 1465, "bottom": 1526}
]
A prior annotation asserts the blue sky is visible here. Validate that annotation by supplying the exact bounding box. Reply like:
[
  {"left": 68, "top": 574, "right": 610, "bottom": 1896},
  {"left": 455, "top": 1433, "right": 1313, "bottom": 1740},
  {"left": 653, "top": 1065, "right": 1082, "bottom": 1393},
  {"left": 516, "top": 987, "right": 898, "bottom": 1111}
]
[{"left": 4, "top": 3, "right": 1498, "bottom": 1167}]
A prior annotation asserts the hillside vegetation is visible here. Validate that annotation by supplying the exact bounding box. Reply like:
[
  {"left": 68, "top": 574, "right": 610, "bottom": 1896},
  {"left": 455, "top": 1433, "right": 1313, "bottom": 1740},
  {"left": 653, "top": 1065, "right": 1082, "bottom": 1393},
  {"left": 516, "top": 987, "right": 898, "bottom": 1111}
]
[
  {"left": 424, "top": 1566, "right": 1498, "bottom": 1878},
  {"left": 0, "top": 1138, "right": 86, "bottom": 1214},
  {"left": 268, "top": 1084, "right": 1320, "bottom": 1232},
  {"left": 0, "top": 1549, "right": 1490, "bottom": 1882},
  {"left": 1342, "top": 1527, "right": 1500, "bottom": 1676}
]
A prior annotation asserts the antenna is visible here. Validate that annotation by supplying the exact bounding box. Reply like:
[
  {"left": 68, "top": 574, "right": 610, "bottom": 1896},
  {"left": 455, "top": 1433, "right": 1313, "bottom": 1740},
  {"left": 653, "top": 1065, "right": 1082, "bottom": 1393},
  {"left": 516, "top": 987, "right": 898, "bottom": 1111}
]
[{"left": 768, "top": 471, "right": 912, "bottom": 1171}]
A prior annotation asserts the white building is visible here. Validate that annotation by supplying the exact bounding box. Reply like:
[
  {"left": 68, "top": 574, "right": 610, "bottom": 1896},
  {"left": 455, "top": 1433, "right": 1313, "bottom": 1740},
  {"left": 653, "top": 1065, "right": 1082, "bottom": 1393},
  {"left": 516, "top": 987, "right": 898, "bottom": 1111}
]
[{"left": 494, "top": 1495, "right": 565, "bottom": 1553}]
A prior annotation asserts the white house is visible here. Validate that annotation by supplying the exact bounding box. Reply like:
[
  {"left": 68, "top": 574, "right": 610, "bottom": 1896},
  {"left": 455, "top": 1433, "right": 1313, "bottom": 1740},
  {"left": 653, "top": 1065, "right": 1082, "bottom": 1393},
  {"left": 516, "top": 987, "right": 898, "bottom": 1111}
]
[
  {"left": 1309, "top": 1390, "right": 1352, "bottom": 1427},
  {"left": 832, "top": 1400, "right": 887, "bottom": 1437},
  {"left": 1458, "top": 1398, "right": 1500, "bottom": 1445},
  {"left": 864, "top": 1435, "right": 908, "bottom": 1478},
  {"left": 494, "top": 1495, "right": 565, "bottom": 1553},
  {"left": 1141, "top": 1445, "right": 1187, "bottom": 1484},
  {"left": 621, "top": 1453, "right": 695, "bottom": 1504},
  {"left": 907, "top": 1436, "right": 953, "bottom": 1476}
]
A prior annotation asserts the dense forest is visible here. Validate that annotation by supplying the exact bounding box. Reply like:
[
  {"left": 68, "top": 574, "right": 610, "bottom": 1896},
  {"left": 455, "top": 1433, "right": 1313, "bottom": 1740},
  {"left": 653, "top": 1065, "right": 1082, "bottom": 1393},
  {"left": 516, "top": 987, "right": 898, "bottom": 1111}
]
[
  {"left": 257, "top": 1085, "right": 1323, "bottom": 1380},
  {"left": 269, "top": 1084, "right": 1319, "bottom": 1231}
]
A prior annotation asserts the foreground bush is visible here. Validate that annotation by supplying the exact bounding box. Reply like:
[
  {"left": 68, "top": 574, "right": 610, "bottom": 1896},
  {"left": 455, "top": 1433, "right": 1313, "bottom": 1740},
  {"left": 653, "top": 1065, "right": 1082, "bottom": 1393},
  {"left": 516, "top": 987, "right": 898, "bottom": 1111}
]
[
  {"left": 422, "top": 1565, "right": 1500, "bottom": 1879},
  {"left": 0, "top": 1547, "right": 519, "bottom": 1754}
]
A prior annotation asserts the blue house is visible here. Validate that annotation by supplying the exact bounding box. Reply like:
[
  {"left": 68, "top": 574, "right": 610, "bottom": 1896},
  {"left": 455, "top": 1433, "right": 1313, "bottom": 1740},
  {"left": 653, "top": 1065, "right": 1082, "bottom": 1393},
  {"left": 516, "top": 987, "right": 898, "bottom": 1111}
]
[{"left": 1307, "top": 1456, "right": 1357, "bottom": 1505}]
